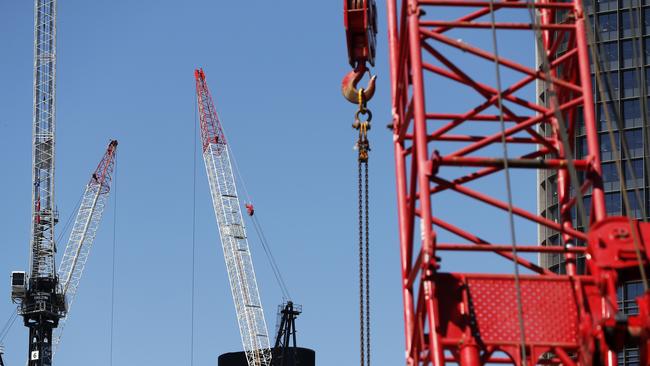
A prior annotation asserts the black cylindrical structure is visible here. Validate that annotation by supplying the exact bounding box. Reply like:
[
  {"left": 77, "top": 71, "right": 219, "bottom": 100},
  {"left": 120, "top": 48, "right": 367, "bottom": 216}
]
[{"left": 218, "top": 347, "right": 315, "bottom": 366}]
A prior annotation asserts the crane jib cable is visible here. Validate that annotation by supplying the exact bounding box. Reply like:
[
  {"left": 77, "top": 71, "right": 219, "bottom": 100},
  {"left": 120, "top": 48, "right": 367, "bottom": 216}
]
[
  {"left": 487, "top": 2, "right": 528, "bottom": 363},
  {"left": 226, "top": 141, "right": 292, "bottom": 300}
]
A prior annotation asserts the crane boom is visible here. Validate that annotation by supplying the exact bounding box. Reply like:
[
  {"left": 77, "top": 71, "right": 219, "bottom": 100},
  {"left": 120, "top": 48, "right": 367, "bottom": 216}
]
[
  {"left": 194, "top": 68, "right": 272, "bottom": 366},
  {"left": 53, "top": 140, "right": 118, "bottom": 350}
]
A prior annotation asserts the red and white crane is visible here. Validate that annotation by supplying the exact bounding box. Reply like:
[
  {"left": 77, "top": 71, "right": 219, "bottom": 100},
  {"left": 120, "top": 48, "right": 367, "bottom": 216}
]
[
  {"left": 53, "top": 140, "right": 118, "bottom": 350},
  {"left": 194, "top": 68, "right": 272, "bottom": 366},
  {"left": 343, "top": 0, "right": 650, "bottom": 365}
]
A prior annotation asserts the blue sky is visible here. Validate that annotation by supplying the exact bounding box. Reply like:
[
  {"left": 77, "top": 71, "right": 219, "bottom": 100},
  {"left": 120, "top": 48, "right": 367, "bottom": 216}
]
[{"left": 0, "top": 1, "right": 539, "bottom": 365}]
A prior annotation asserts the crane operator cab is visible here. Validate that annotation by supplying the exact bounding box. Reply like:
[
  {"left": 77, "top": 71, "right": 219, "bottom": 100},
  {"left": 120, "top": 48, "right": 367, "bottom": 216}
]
[{"left": 11, "top": 271, "right": 26, "bottom": 301}]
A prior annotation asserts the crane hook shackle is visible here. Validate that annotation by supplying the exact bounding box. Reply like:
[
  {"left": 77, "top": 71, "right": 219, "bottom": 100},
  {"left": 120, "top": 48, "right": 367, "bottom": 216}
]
[{"left": 342, "top": 67, "right": 377, "bottom": 104}]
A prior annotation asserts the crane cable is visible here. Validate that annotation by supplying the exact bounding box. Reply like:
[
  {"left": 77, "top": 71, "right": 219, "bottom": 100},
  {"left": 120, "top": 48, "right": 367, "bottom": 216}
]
[
  {"left": 354, "top": 87, "right": 372, "bottom": 366},
  {"left": 486, "top": 2, "right": 528, "bottom": 364},
  {"left": 225, "top": 134, "right": 292, "bottom": 300},
  {"left": 109, "top": 154, "right": 118, "bottom": 366},
  {"left": 584, "top": 12, "right": 649, "bottom": 291}
]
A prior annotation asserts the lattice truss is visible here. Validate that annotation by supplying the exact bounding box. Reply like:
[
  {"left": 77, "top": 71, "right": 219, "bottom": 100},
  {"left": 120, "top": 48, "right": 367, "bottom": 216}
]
[
  {"left": 383, "top": 0, "right": 646, "bottom": 364},
  {"left": 30, "top": 0, "right": 58, "bottom": 280},
  {"left": 53, "top": 141, "right": 117, "bottom": 349},
  {"left": 195, "top": 70, "right": 272, "bottom": 366}
]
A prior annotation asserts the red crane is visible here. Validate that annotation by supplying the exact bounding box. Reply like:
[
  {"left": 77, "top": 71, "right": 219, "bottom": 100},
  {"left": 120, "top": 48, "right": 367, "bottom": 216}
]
[{"left": 343, "top": 0, "right": 650, "bottom": 365}]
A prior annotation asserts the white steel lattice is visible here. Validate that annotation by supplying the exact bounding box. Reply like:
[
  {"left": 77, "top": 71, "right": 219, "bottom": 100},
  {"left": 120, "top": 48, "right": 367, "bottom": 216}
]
[
  {"left": 195, "top": 69, "right": 271, "bottom": 366},
  {"left": 52, "top": 181, "right": 107, "bottom": 349},
  {"left": 203, "top": 143, "right": 271, "bottom": 366},
  {"left": 30, "top": 0, "right": 58, "bottom": 280},
  {"left": 203, "top": 143, "right": 272, "bottom": 366},
  {"left": 52, "top": 141, "right": 117, "bottom": 351}
]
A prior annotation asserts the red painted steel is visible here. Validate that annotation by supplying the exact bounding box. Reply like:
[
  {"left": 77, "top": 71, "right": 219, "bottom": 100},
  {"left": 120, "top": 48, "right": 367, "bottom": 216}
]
[
  {"left": 378, "top": 0, "right": 650, "bottom": 364},
  {"left": 91, "top": 140, "right": 118, "bottom": 194},
  {"left": 194, "top": 68, "right": 227, "bottom": 153}
]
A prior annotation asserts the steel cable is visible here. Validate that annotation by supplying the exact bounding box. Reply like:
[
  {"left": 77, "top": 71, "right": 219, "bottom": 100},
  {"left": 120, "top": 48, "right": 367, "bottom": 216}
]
[
  {"left": 486, "top": 3, "right": 528, "bottom": 364},
  {"left": 358, "top": 159, "right": 366, "bottom": 366},
  {"left": 190, "top": 89, "right": 198, "bottom": 366},
  {"left": 224, "top": 137, "right": 293, "bottom": 300},
  {"left": 583, "top": 5, "right": 649, "bottom": 291},
  {"left": 109, "top": 154, "right": 118, "bottom": 366},
  {"left": 364, "top": 161, "right": 370, "bottom": 366}
]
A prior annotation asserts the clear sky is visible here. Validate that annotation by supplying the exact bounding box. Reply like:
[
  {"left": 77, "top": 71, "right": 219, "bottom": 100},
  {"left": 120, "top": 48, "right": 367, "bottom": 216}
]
[{"left": 0, "top": 1, "right": 539, "bottom": 366}]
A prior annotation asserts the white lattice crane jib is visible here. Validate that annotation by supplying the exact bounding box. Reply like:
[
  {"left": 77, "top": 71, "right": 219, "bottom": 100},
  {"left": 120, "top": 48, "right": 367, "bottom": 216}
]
[{"left": 194, "top": 68, "right": 272, "bottom": 366}]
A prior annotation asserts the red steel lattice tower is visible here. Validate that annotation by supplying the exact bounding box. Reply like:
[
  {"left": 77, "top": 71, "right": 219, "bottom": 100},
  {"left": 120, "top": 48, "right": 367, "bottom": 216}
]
[{"left": 349, "top": 0, "right": 650, "bottom": 364}]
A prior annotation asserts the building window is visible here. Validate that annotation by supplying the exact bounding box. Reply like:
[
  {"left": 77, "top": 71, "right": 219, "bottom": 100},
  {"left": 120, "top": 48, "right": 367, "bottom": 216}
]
[
  {"left": 605, "top": 192, "right": 622, "bottom": 215},
  {"left": 596, "top": 71, "right": 619, "bottom": 100},
  {"left": 625, "top": 190, "right": 645, "bottom": 218},
  {"left": 645, "top": 38, "right": 650, "bottom": 64},
  {"left": 618, "top": 281, "right": 643, "bottom": 314},
  {"left": 602, "top": 0, "right": 618, "bottom": 11},
  {"left": 621, "top": 10, "right": 640, "bottom": 38},
  {"left": 623, "top": 99, "right": 642, "bottom": 127},
  {"left": 602, "top": 162, "right": 621, "bottom": 191},
  {"left": 599, "top": 13, "right": 618, "bottom": 40},
  {"left": 618, "top": 347, "right": 640, "bottom": 366},
  {"left": 599, "top": 102, "right": 619, "bottom": 130},
  {"left": 580, "top": 196, "right": 593, "bottom": 227},
  {"left": 623, "top": 70, "right": 640, "bottom": 97},
  {"left": 625, "top": 159, "right": 644, "bottom": 188},
  {"left": 598, "top": 0, "right": 617, "bottom": 11},
  {"left": 623, "top": 129, "right": 644, "bottom": 157},
  {"left": 621, "top": 0, "right": 640, "bottom": 9},
  {"left": 602, "top": 42, "right": 619, "bottom": 70},
  {"left": 600, "top": 131, "right": 620, "bottom": 161},
  {"left": 547, "top": 176, "right": 558, "bottom": 204},
  {"left": 645, "top": 8, "right": 650, "bottom": 34},
  {"left": 622, "top": 40, "right": 637, "bottom": 68}
]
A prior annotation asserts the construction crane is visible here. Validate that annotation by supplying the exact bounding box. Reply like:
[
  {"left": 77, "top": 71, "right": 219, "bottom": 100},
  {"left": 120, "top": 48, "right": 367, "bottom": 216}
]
[
  {"left": 53, "top": 140, "right": 118, "bottom": 350},
  {"left": 194, "top": 68, "right": 273, "bottom": 366},
  {"left": 9, "top": 1, "right": 66, "bottom": 365},
  {"left": 342, "top": 0, "right": 650, "bottom": 365},
  {"left": 9, "top": 2, "right": 116, "bottom": 365}
]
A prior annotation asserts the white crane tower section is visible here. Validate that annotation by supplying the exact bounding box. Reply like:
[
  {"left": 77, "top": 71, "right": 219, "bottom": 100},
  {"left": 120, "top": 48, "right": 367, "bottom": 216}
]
[{"left": 195, "top": 69, "right": 272, "bottom": 366}]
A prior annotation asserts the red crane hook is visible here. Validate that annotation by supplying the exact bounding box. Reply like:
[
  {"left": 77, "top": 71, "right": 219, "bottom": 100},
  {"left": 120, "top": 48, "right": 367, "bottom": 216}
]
[{"left": 342, "top": 66, "right": 377, "bottom": 104}]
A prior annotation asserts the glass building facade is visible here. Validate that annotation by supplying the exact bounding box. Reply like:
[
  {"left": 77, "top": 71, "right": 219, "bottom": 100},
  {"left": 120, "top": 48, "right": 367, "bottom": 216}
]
[{"left": 537, "top": 1, "right": 649, "bottom": 363}]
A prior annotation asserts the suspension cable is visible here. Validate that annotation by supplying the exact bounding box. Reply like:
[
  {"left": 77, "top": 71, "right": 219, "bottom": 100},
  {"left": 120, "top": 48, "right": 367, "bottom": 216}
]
[
  {"left": 190, "top": 89, "right": 198, "bottom": 366},
  {"left": 225, "top": 142, "right": 293, "bottom": 300},
  {"left": 0, "top": 312, "right": 18, "bottom": 344},
  {"left": 109, "top": 155, "right": 118, "bottom": 366},
  {"left": 486, "top": 3, "right": 528, "bottom": 363}
]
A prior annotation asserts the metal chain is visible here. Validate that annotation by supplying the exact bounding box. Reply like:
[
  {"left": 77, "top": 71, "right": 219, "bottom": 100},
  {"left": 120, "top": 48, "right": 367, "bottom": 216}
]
[{"left": 355, "top": 87, "right": 372, "bottom": 366}]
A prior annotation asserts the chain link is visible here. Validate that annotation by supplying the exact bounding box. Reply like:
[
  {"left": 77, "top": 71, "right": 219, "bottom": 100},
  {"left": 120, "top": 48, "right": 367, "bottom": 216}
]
[{"left": 355, "top": 87, "right": 371, "bottom": 366}]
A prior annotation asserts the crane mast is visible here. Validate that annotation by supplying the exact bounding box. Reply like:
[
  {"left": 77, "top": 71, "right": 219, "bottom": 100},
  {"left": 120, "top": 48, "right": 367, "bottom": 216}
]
[
  {"left": 53, "top": 140, "right": 118, "bottom": 350},
  {"left": 194, "top": 68, "right": 272, "bottom": 366},
  {"left": 14, "top": 1, "right": 66, "bottom": 365}
]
